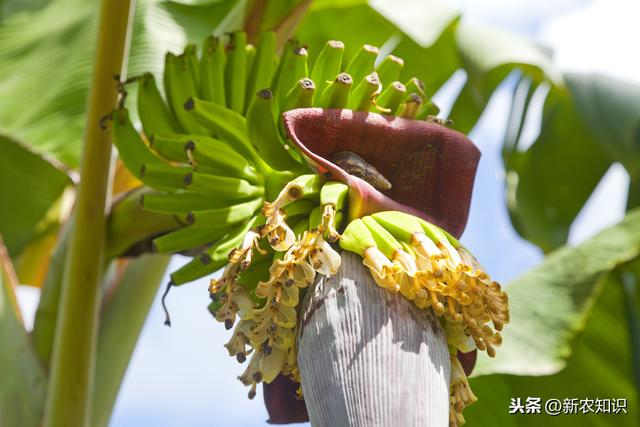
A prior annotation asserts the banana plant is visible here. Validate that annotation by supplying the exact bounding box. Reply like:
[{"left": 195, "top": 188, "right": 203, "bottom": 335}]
[{"left": 1, "top": 0, "right": 639, "bottom": 427}]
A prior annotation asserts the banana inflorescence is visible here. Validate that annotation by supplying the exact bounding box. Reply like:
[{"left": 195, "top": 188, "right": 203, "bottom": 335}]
[{"left": 110, "top": 30, "right": 508, "bottom": 426}]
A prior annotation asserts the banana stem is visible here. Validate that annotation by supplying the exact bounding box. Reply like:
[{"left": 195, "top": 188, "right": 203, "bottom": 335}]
[
  {"left": 43, "top": 0, "right": 135, "bottom": 425},
  {"left": 265, "top": 170, "right": 297, "bottom": 201}
]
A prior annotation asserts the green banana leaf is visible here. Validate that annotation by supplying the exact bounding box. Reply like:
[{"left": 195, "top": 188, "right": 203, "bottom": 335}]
[
  {"left": 0, "top": 242, "right": 47, "bottom": 427},
  {"left": 0, "top": 135, "right": 71, "bottom": 257},
  {"left": 565, "top": 73, "right": 640, "bottom": 179},
  {"left": 464, "top": 209, "right": 640, "bottom": 426},
  {"left": 504, "top": 86, "right": 611, "bottom": 252}
]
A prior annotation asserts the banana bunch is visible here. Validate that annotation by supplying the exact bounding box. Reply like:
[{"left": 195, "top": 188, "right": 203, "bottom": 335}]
[
  {"left": 208, "top": 174, "right": 347, "bottom": 398},
  {"left": 108, "top": 29, "right": 507, "bottom": 426},
  {"left": 339, "top": 211, "right": 509, "bottom": 426}
]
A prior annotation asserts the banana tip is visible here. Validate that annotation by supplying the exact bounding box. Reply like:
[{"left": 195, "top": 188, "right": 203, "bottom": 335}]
[{"left": 184, "top": 97, "right": 195, "bottom": 111}]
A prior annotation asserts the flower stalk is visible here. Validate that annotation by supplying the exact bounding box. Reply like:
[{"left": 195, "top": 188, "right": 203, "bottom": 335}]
[{"left": 42, "top": 0, "right": 135, "bottom": 425}]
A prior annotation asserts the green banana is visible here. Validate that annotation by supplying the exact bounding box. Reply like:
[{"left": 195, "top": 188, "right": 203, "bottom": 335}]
[
  {"left": 224, "top": 31, "right": 248, "bottom": 114},
  {"left": 403, "top": 77, "right": 426, "bottom": 100},
  {"left": 308, "top": 205, "right": 323, "bottom": 230},
  {"left": 281, "top": 199, "right": 317, "bottom": 218},
  {"left": 137, "top": 72, "right": 181, "bottom": 137},
  {"left": 183, "top": 97, "right": 269, "bottom": 174},
  {"left": 344, "top": 44, "right": 379, "bottom": 85},
  {"left": 320, "top": 181, "right": 349, "bottom": 209},
  {"left": 184, "top": 44, "right": 200, "bottom": 88},
  {"left": 415, "top": 100, "right": 441, "bottom": 120},
  {"left": 274, "top": 45, "right": 309, "bottom": 110},
  {"left": 185, "top": 198, "right": 263, "bottom": 226},
  {"left": 110, "top": 108, "right": 164, "bottom": 180},
  {"left": 200, "top": 36, "right": 226, "bottom": 105},
  {"left": 339, "top": 218, "right": 377, "bottom": 256},
  {"left": 291, "top": 216, "right": 310, "bottom": 239},
  {"left": 150, "top": 133, "right": 259, "bottom": 182},
  {"left": 187, "top": 172, "right": 264, "bottom": 199},
  {"left": 148, "top": 133, "right": 187, "bottom": 163},
  {"left": 318, "top": 72, "right": 353, "bottom": 109},
  {"left": 362, "top": 216, "right": 401, "bottom": 259},
  {"left": 347, "top": 72, "right": 381, "bottom": 111},
  {"left": 141, "top": 192, "right": 237, "bottom": 214},
  {"left": 370, "top": 211, "right": 424, "bottom": 243},
  {"left": 399, "top": 93, "right": 423, "bottom": 119},
  {"left": 164, "top": 52, "right": 209, "bottom": 134},
  {"left": 262, "top": 173, "right": 323, "bottom": 216},
  {"left": 246, "top": 31, "right": 276, "bottom": 110},
  {"left": 140, "top": 163, "right": 192, "bottom": 190},
  {"left": 281, "top": 78, "right": 315, "bottom": 113},
  {"left": 239, "top": 263, "right": 272, "bottom": 305},
  {"left": 153, "top": 224, "right": 234, "bottom": 253},
  {"left": 170, "top": 218, "right": 257, "bottom": 285},
  {"left": 375, "top": 54, "right": 404, "bottom": 86},
  {"left": 245, "top": 44, "right": 256, "bottom": 85},
  {"left": 247, "top": 89, "right": 302, "bottom": 172},
  {"left": 310, "top": 40, "right": 345, "bottom": 103},
  {"left": 374, "top": 81, "right": 406, "bottom": 115}
]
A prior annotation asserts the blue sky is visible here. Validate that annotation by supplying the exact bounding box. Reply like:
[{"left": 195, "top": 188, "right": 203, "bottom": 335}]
[{"left": 14, "top": 1, "right": 638, "bottom": 426}]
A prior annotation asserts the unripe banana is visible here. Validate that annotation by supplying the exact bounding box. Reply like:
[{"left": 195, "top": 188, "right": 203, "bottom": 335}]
[
  {"left": 150, "top": 133, "right": 259, "bottom": 182},
  {"left": 200, "top": 36, "right": 226, "bottom": 105},
  {"left": 137, "top": 72, "right": 181, "bottom": 137},
  {"left": 281, "top": 78, "right": 315, "bottom": 113},
  {"left": 310, "top": 40, "right": 345, "bottom": 103},
  {"left": 184, "top": 44, "right": 200, "bottom": 88},
  {"left": 164, "top": 52, "right": 208, "bottom": 134},
  {"left": 362, "top": 215, "right": 402, "bottom": 259},
  {"left": 170, "top": 218, "right": 257, "bottom": 285},
  {"left": 153, "top": 224, "right": 234, "bottom": 253},
  {"left": 291, "top": 216, "right": 309, "bottom": 238},
  {"left": 247, "top": 89, "right": 302, "bottom": 172},
  {"left": 183, "top": 97, "right": 270, "bottom": 174},
  {"left": 246, "top": 31, "right": 276, "bottom": 110},
  {"left": 281, "top": 199, "right": 317, "bottom": 219},
  {"left": 308, "top": 205, "right": 323, "bottom": 230},
  {"left": 237, "top": 259, "right": 272, "bottom": 302},
  {"left": 263, "top": 173, "right": 323, "bottom": 215},
  {"left": 399, "top": 93, "right": 423, "bottom": 119},
  {"left": 274, "top": 44, "right": 309, "bottom": 111},
  {"left": 110, "top": 108, "right": 164, "bottom": 180},
  {"left": 415, "top": 100, "right": 441, "bottom": 120},
  {"left": 140, "top": 163, "right": 192, "bottom": 190},
  {"left": 318, "top": 72, "right": 353, "bottom": 109},
  {"left": 339, "top": 218, "right": 377, "bottom": 256},
  {"left": 320, "top": 181, "right": 349, "bottom": 210},
  {"left": 187, "top": 172, "right": 264, "bottom": 199},
  {"left": 347, "top": 72, "right": 381, "bottom": 111},
  {"left": 373, "top": 81, "right": 406, "bottom": 115},
  {"left": 184, "top": 198, "right": 263, "bottom": 226},
  {"left": 375, "top": 54, "right": 404, "bottom": 86},
  {"left": 141, "top": 192, "right": 237, "bottom": 214},
  {"left": 245, "top": 44, "right": 256, "bottom": 84},
  {"left": 344, "top": 44, "right": 379, "bottom": 85},
  {"left": 403, "top": 77, "right": 426, "bottom": 100},
  {"left": 225, "top": 31, "right": 248, "bottom": 114}
]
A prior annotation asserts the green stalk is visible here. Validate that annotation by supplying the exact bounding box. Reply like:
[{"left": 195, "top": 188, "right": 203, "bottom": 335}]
[
  {"left": 92, "top": 254, "right": 170, "bottom": 427},
  {"left": 43, "top": 0, "right": 135, "bottom": 425}
]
